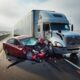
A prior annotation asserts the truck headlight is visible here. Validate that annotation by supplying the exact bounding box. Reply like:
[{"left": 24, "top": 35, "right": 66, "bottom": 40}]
[{"left": 54, "top": 41, "right": 63, "bottom": 47}]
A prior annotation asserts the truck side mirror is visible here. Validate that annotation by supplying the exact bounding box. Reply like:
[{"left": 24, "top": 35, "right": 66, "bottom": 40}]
[{"left": 71, "top": 24, "right": 74, "bottom": 31}]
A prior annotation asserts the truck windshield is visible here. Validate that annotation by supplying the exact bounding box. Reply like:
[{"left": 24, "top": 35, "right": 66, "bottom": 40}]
[{"left": 50, "top": 23, "right": 70, "bottom": 31}]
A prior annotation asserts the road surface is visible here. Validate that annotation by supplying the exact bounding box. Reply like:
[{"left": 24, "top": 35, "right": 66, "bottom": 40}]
[{"left": 0, "top": 42, "right": 80, "bottom": 80}]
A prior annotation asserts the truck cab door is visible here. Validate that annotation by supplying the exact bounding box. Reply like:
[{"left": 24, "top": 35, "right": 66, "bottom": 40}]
[
  {"left": 35, "top": 24, "right": 44, "bottom": 38},
  {"left": 43, "top": 23, "right": 51, "bottom": 39}
]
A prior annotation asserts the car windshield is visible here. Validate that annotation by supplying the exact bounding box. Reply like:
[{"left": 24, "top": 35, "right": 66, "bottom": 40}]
[
  {"left": 50, "top": 23, "right": 70, "bottom": 31},
  {"left": 20, "top": 38, "right": 37, "bottom": 46}
]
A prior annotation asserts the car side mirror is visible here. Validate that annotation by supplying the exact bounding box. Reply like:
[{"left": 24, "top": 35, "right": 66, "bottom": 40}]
[{"left": 71, "top": 24, "right": 74, "bottom": 31}]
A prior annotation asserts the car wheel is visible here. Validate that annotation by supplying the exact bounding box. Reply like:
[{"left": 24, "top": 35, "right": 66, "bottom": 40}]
[
  {"left": 26, "top": 51, "right": 33, "bottom": 60},
  {"left": 4, "top": 49, "right": 9, "bottom": 55},
  {"left": 4, "top": 49, "right": 12, "bottom": 61},
  {"left": 36, "top": 57, "right": 42, "bottom": 63}
]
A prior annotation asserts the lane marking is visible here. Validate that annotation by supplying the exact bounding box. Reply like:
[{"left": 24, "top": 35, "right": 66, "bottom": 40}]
[
  {"left": 0, "top": 45, "right": 3, "bottom": 53},
  {"left": 0, "top": 48, "right": 3, "bottom": 53},
  {"left": 65, "top": 59, "right": 80, "bottom": 70}
]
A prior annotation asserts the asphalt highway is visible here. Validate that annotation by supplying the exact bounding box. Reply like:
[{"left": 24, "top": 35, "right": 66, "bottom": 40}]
[{"left": 0, "top": 42, "right": 80, "bottom": 80}]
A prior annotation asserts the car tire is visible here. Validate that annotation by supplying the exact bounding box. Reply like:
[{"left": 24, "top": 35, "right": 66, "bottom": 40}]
[
  {"left": 4, "top": 49, "right": 12, "bottom": 61},
  {"left": 4, "top": 49, "right": 9, "bottom": 55},
  {"left": 26, "top": 51, "right": 33, "bottom": 60},
  {"left": 36, "top": 57, "right": 42, "bottom": 63}
]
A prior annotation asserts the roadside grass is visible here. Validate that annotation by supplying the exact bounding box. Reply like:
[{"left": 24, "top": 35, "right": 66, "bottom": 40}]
[{"left": 0, "top": 34, "right": 10, "bottom": 41}]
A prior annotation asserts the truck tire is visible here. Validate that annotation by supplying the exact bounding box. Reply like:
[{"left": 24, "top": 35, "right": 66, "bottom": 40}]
[{"left": 70, "top": 53, "right": 79, "bottom": 64}]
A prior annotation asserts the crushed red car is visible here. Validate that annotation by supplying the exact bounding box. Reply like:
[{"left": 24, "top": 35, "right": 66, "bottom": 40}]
[{"left": 3, "top": 35, "right": 47, "bottom": 62}]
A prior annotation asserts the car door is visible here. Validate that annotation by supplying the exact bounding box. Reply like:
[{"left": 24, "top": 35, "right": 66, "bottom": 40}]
[
  {"left": 6, "top": 38, "right": 23, "bottom": 57},
  {"left": 12, "top": 39, "right": 24, "bottom": 57},
  {"left": 5, "top": 38, "right": 16, "bottom": 55}
]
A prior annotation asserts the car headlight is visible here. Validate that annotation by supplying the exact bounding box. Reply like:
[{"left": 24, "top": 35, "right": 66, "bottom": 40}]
[{"left": 54, "top": 41, "right": 63, "bottom": 47}]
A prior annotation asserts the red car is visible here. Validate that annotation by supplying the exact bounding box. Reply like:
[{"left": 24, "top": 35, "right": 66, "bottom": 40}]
[{"left": 3, "top": 35, "right": 46, "bottom": 62}]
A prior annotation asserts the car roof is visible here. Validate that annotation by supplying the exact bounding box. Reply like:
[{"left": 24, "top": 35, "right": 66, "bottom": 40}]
[{"left": 12, "top": 35, "right": 33, "bottom": 40}]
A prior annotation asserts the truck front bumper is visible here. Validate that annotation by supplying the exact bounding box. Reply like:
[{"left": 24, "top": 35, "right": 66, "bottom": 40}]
[
  {"left": 53, "top": 46, "right": 80, "bottom": 54},
  {"left": 67, "top": 47, "right": 80, "bottom": 53},
  {"left": 53, "top": 47, "right": 67, "bottom": 54}
]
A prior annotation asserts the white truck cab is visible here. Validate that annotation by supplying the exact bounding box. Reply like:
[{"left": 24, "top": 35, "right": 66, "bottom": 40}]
[
  {"left": 35, "top": 10, "right": 80, "bottom": 55},
  {"left": 14, "top": 10, "right": 80, "bottom": 61}
]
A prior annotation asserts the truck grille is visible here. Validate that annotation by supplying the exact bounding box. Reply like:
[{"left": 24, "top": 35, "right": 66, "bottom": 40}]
[{"left": 66, "top": 36, "right": 80, "bottom": 45}]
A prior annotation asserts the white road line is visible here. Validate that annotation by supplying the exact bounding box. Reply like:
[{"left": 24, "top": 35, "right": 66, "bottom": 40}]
[{"left": 65, "top": 59, "right": 80, "bottom": 70}]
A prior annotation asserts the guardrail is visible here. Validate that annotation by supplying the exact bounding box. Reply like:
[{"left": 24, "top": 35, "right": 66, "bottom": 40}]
[{"left": 0, "top": 34, "right": 10, "bottom": 41}]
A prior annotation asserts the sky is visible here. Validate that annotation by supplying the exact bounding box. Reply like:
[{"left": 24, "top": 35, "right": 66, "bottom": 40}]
[{"left": 0, "top": 0, "right": 80, "bottom": 31}]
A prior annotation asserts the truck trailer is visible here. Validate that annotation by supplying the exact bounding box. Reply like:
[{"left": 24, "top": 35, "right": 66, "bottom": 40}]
[{"left": 14, "top": 10, "right": 80, "bottom": 61}]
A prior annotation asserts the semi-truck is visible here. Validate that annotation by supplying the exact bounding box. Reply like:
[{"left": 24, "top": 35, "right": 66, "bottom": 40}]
[{"left": 14, "top": 10, "right": 80, "bottom": 61}]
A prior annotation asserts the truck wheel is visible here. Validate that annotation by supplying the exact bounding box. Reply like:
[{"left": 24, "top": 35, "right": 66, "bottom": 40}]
[{"left": 70, "top": 53, "right": 79, "bottom": 64}]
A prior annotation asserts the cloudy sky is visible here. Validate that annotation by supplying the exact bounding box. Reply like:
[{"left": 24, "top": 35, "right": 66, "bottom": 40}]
[{"left": 0, "top": 0, "right": 80, "bottom": 31}]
